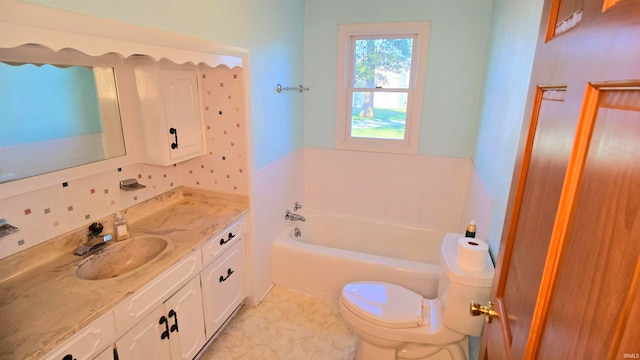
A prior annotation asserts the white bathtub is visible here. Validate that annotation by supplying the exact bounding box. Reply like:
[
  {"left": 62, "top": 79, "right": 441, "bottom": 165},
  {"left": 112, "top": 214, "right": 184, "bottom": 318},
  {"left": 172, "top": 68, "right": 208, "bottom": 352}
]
[{"left": 272, "top": 212, "right": 444, "bottom": 301}]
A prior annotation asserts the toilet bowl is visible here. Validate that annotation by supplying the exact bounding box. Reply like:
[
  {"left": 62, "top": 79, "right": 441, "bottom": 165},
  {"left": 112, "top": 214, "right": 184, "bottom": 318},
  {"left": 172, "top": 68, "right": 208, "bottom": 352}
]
[{"left": 339, "top": 233, "right": 494, "bottom": 360}]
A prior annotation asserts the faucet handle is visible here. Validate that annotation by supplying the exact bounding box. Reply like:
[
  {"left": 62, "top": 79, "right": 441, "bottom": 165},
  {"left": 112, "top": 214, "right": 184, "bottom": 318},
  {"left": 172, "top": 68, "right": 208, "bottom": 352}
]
[
  {"left": 88, "top": 222, "right": 104, "bottom": 237},
  {"left": 293, "top": 202, "right": 302, "bottom": 211}
]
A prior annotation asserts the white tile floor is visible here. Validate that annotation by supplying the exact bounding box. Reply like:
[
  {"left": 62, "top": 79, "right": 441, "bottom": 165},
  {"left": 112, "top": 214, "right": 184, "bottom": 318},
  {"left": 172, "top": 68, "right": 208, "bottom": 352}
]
[
  {"left": 197, "top": 286, "right": 358, "bottom": 360},
  {"left": 197, "top": 285, "right": 479, "bottom": 360}
]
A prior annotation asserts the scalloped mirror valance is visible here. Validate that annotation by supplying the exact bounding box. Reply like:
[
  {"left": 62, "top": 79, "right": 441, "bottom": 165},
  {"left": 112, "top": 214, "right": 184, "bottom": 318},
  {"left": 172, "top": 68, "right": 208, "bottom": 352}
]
[{"left": 0, "top": 0, "right": 247, "bottom": 68}]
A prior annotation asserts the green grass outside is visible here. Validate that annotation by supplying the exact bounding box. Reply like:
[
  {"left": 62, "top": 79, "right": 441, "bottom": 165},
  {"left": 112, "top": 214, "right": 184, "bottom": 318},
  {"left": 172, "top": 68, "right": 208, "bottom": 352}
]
[{"left": 350, "top": 107, "right": 406, "bottom": 140}]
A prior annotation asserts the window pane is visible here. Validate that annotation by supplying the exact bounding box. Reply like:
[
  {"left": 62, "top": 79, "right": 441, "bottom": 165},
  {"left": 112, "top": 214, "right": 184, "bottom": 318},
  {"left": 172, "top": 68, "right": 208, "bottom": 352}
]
[
  {"left": 351, "top": 91, "right": 407, "bottom": 140},
  {"left": 353, "top": 37, "right": 413, "bottom": 89}
]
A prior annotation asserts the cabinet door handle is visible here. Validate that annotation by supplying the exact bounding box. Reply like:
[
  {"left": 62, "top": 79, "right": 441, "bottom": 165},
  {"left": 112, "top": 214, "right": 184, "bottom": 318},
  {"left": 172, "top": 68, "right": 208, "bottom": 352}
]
[
  {"left": 168, "top": 309, "right": 179, "bottom": 333},
  {"left": 159, "top": 315, "right": 170, "bottom": 340},
  {"left": 169, "top": 128, "right": 179, "bottom": 149},
  {"left": 219, "top": 232, "right": 235, "bottom": 245},
  {"left": 219, "top": 268, "right": 234, "bottom": 282}
]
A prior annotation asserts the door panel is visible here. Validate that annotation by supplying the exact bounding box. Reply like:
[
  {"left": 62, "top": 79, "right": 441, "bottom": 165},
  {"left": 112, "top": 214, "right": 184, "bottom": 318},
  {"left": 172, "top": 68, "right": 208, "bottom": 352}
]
[
  {"left": 537, "top": 88, "right": 640, "bottom": 358},
  {"left": 503, "top": 87, "right": 576, "bottom": 359},
  {"left": 482, "top": 86, "right": 577, "bottom": 359}
]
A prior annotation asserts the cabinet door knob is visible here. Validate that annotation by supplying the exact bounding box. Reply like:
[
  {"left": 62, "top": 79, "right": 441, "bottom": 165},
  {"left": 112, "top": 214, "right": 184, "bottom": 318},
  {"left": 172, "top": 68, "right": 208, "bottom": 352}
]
[
  {"left": 168, "top": 309, "right": 179, "bottom": 333},
  {"left": 169, "top": 127, "right": 179, "bottom": 149}
]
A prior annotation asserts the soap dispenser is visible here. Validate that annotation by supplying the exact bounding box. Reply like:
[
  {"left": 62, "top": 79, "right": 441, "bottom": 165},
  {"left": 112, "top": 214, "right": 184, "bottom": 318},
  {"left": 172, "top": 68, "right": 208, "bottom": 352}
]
[
  {"left": 465, "top": 220, "right": 476, "bottom": 238},
  {"left": 114, "top": 212, "right": 130, "bottom": 241}
]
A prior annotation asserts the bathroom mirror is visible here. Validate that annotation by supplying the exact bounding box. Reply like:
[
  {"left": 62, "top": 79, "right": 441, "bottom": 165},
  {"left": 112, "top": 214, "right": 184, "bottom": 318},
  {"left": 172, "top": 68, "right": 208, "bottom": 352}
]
[{"left": 0, "top": 44, "right": 126, "bottom": 184}]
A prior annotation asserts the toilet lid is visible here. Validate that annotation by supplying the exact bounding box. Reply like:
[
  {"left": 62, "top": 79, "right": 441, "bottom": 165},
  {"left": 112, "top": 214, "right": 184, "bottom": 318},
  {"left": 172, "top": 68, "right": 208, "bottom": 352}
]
[{"left": 341, "top": 281, "right": 423, "bottom": 329}]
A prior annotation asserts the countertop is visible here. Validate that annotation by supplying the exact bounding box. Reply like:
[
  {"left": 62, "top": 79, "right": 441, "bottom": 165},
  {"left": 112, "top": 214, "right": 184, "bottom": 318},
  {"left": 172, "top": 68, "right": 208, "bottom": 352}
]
[{"left": 0, "top": 187, "right": 249, "bottom": 360}]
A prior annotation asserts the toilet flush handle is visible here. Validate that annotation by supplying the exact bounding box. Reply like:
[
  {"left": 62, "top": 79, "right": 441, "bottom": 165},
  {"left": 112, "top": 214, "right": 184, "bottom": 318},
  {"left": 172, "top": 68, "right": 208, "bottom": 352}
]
[{"left": 470, "top": 300, "right": 500, "bottom": 323}]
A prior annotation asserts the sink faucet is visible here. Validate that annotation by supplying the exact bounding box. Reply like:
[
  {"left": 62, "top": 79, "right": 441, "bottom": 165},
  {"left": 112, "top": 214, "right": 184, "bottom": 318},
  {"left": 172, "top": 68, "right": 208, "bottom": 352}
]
[
  {"left": 285, "top": 210, "right": 305, "bottom": 222},
  {"left": 73, "top": 222, "right": 113, "bottom": 256}
]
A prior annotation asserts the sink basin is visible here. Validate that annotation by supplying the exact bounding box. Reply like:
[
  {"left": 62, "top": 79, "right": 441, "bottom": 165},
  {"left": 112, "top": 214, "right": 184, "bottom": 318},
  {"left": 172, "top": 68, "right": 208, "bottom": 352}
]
[{"left": 75, "top": 236, "right": 168, "bottom": 280}]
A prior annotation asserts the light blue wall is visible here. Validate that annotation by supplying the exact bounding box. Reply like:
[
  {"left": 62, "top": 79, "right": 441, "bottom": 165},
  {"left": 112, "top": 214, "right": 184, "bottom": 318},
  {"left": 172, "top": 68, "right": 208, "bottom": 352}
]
[
  {"left": 24, "top": 0, "right": 306, "bottom": 171},
  {"left": 473, "top": 0, "right": 544, "bottom": 254},
  {"left": 0, "top": 63, "right": 101, "bottom": 145},
  {"left": 303, "top": 0, "right": 493, "bottom": 158}
]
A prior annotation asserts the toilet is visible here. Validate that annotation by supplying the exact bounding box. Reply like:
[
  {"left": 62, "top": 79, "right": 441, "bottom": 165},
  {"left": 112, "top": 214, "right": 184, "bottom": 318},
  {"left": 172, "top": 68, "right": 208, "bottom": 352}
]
[{"left": 339, "top": 233, "right": 494, "bottom": 360}]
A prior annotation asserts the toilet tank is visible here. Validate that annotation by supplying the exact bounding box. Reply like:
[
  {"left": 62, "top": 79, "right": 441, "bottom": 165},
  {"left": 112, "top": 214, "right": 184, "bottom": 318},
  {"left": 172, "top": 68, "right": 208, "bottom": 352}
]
[{"left": 438, "top": 233, "right": 495, "bottom": 336}]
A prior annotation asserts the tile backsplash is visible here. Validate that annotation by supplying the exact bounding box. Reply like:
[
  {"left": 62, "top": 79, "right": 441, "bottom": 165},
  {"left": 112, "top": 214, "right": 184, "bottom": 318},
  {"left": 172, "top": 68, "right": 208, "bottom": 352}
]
[{"left": 0, "top": 65, "right": 248, "bottom": 260}]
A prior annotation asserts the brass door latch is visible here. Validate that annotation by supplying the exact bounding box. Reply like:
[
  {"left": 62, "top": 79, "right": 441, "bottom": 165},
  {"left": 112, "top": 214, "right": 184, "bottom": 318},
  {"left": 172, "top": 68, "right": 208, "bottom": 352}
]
[{"left": 470, "top": 300, "right": 500, "bottom": 323}]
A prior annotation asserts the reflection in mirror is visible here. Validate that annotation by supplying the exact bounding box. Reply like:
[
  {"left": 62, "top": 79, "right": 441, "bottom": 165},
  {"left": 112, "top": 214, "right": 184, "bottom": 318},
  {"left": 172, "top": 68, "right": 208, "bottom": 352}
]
[{"left": 0, "top": 45, "right": 126, "bottom": 183}]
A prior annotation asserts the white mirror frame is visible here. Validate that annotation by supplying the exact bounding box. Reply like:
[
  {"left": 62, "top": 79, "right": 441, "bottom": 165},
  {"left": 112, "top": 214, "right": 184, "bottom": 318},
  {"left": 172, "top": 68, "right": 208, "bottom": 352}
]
[{"left": 0, "top": 0, "right": 249, "bottom": 199}]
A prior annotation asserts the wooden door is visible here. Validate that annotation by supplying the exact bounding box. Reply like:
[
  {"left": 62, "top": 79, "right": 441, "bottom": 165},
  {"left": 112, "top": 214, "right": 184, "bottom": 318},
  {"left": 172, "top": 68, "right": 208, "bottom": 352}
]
[{"left": 481, "top": 0, "right": 640, "bottom": 358}]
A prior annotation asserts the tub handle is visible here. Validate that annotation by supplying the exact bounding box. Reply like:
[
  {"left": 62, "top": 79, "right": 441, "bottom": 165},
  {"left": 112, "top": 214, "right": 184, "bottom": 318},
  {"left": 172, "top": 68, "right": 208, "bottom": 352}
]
[{"left": 219, "top": 268, "right": 234, "bottom": 282}]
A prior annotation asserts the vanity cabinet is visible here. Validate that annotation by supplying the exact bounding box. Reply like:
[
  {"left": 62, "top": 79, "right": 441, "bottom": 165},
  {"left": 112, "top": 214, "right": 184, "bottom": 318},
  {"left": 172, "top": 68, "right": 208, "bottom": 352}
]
[
  {"left": 134, "top": 59, "right": 206, "bottom": 166},
  {"left": 39, "top": 216, "right": 246, "bottom": 360},
  {"left": 116, "top": 276, "right": 206, "bottom": 360}
]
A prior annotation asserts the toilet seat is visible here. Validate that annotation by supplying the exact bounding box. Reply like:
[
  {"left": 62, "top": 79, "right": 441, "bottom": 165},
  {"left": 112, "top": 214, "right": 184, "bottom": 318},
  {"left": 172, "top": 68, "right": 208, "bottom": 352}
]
[
  {"left": 340, "top": 281, "right": 466, "bottom": 345},
  {"left": 341, "top": 281, "right": 423, "bottom": 329}
]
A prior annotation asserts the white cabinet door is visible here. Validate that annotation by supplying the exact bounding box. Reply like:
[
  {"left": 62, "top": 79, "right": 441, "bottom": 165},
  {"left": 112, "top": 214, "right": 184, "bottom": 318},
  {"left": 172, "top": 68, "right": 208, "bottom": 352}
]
[
  {"left": 134, "top": 59, "right": 205, "bottom": 166},
  {"left": 201, "top": 242, "right": 244, "bottom": 338},
  {"left": 161, "top": 68, "right": 204, "bottom": 163},
  {"left": 116, "top": 276, "right": 205, "bottom": 360},
  {"left": 164, "top": 276, "right": 206, "bottom": 360},
  {"left": 116, "top": 306, "right": 171, "bottom": 360}
]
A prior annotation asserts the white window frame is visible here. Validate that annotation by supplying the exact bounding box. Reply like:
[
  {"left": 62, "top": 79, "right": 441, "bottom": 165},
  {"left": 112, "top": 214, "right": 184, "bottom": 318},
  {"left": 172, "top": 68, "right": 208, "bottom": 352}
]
[{"left": 335, "top": 22, "right": 430, "bottom": 154}]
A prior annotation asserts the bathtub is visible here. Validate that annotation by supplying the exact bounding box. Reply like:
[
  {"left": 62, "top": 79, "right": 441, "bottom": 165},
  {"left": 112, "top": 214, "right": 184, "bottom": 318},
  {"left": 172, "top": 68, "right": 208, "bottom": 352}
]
[{"left": 272, "top": 212, "right": 444, "bottom": 301}]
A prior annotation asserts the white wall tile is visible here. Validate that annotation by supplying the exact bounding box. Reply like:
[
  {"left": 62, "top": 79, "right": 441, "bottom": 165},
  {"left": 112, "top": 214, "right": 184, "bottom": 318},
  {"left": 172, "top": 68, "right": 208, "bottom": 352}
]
[{"left": 303, "top": 148, "right": 491, "bottom": 235}]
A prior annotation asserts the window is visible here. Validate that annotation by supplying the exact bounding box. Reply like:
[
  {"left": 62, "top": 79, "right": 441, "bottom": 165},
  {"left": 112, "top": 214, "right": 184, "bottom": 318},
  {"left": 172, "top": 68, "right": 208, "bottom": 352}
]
[{"left": 335, "top": 22, "right": 430, "bottom": 154}]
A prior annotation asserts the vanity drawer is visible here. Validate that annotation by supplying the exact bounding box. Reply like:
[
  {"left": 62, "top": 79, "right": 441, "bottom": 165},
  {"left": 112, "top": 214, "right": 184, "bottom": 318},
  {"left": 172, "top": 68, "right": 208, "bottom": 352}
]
[
  {"left": 112, "top": 250, "right": 202, "bottom": 335},
  {"left": 201, "top": 218, "right": 244, "bottom": 265},
  {"left": 42, "top": 311, "right": 115, "bottom": 360}
]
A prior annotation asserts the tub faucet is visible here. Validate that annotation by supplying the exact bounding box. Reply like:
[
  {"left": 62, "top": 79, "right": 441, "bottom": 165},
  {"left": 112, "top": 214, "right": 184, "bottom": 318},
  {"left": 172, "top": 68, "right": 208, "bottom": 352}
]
[
  {"left": 73, "top": 222, "right": 113, "bottom": 256},
  {"left": 285, "top": 210, "right": 305, "bottom": 222}
]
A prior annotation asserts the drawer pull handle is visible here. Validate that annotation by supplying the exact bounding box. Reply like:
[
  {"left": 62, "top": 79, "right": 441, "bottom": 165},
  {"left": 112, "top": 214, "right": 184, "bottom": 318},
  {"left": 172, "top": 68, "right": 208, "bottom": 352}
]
[
  {"left": 219, "top": 232, "right": 236, "bottom": 245},
  {"left": 169, "top": 309, "right": 179, "bottom": 333},
  {"left": 159, "top": 315, "right": 170, "bottom": 340},
  {"left": 219, "top": 268, "right": 234, "bottom": 282}
]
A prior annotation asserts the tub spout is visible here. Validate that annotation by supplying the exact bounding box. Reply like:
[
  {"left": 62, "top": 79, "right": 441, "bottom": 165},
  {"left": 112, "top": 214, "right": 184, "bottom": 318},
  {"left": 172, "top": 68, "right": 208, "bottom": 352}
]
[{"left": 285, "top": 210, "right": 305, "bottom": 222}]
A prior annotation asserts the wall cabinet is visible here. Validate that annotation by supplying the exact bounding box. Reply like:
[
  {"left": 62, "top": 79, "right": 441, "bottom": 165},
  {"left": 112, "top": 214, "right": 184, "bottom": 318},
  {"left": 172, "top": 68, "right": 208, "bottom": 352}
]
[
  {"left": 116, "top": 276, "right": 205, "bottom": 360},
  {"left": 134, "top": 59, "right": 206, "bottom": 166}
]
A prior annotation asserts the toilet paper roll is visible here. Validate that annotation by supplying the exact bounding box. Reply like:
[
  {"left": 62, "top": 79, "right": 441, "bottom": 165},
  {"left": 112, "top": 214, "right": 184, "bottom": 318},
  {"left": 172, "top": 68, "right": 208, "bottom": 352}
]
[{"left": 457, "top": 237, "right": 489, "bottom": 272}]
